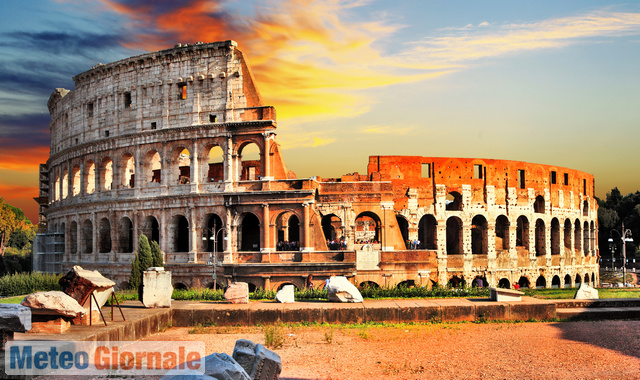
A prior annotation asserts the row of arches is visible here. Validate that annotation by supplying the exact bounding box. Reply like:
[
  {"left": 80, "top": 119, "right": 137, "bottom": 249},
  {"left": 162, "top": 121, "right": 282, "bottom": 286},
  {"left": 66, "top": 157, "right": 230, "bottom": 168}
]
[
  {"left": 444, "top": 192, "right": 590, "bottom": 216},
  {"left": 50, "top": 141, "right": 263, "bottom": 202}
]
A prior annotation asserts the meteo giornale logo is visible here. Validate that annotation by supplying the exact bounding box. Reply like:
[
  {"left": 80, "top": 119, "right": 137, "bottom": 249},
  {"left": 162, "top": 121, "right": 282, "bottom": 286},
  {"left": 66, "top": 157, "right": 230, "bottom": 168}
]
[{"left": 6, "top": 340, "right": 205, "bottom": 376}]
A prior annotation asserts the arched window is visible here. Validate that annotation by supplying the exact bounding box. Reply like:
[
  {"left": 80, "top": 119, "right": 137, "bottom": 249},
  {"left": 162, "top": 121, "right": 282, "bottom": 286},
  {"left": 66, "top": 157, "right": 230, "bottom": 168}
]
[
  {"left": 446, "top": 216, "right": 463, "bottom": 255},
  {"left": 418, "top": 214, "right": 437, "bottom": 250},
  {"left": 498, "top": 278, "right": 510, "bottom": 289},
  {"left": 145, "top": 150, "right": 162, "bottom": 184},
  {"left": 101, "top": 157, "right": 113, "bottom": 191},
  {"left": 583, "top": 221, "right": 590, "bottom": 255},
  {"left": 174, "top": 148, "right": 191, "bottom": 185},
  {"left": 54, "top": 171, "right": 60, "bottom": 201},
  {"left": 121, "top": 153, "right": 135, "bottom": 188},
  {"left": 575, "top": 274, "right": 582, "bottom": 286},
  {"left": 85, "top": 160, "right": 95, "bottom": 194},
  {"left": 516, "top": 216, "right": 529, "bottom": 250},
  {"left": 471, "top": 215, "right": 488, "bottom": 255},
  {"left": 536, "top": 276, "right": 546, "bottom": 289},
  {"left": 354, "top": 212, "right": 381, "bottom": 245},
  {"left": 396, "top": 216, "right": 409, "bottom": 249},
  {"left": 564, "top": 274, "right": 572, "bottom": 288},
  {"left": 574, "top": 220, "right": 582, "bottom": 253},
  {"left": 69, "top": 221, "right": 78, "bottom": 254},
  {"left": 517, "top": 276, "right": 530, "bottom": 289},
  {"left": 98, "top": 218, "right": 111, "bottom": 253},
  {"left": 535, "top": 219, "right": 546, "bottom": 256},
  {"left": 81, "top": 219, "right": 93, "bottom": 253},
  {"left": 550, "top": 218, "right": 560, "bottom": 255},
  {"left": 322, "top": 214, "right": 342, "bottom": 247},
  {"left": 239, "top": 213, "right": 261, "bottom": 251},
  {"left": 551, "top": 275, "right": 561, "bottom": 288},
  {"left": 203, "top": 213, "right": 224, "bottom": 253},
  {"left": 564, "top": 219, "right": 572, "bottom": 251},
  {"left": 534, "top": 195, "right": 545, "bottom": 213},
  {"left": 142, "top": 216, "right": 160, "bottom": 245},
  {"left": 495, "top": 215, "right": 510, "bottom": 250},
  {"left": 171, "top": 215, "right": 190, "bottom": 252},
  {"left": 583, "top": 200, "right": 589, "bottom": 216},
  {"left": 239, "top": 143, "right": 261, "bottom": 181},
  {"left": 71, "top": 165, "right": 81, "bottom": 196},
  {"left": 62, "top": 168, "right": 69, "bottom": 199},
  {"left": 206, "top": 145, "right": 224, "bottom": 183},
  {"left": 445, "top": 192, "right": 462, "bottom": 211},
  {"left": 118, "top": 217, "right": 134, "bottom": 253},
  {"left": 275, "top": 212, "right": 300, "bottom": 251}
]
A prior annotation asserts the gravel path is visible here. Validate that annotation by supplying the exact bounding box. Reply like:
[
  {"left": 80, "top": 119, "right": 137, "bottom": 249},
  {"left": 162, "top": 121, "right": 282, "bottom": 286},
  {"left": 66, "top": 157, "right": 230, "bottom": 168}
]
[{"left": 140, "top": 320, "right": 640, "bottom": 379}]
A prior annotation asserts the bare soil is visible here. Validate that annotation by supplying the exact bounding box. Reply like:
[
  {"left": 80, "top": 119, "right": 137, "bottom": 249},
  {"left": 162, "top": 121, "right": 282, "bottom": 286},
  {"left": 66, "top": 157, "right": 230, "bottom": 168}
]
[{"left": 140, "top": 320, "right": 640, "bottom": 379}]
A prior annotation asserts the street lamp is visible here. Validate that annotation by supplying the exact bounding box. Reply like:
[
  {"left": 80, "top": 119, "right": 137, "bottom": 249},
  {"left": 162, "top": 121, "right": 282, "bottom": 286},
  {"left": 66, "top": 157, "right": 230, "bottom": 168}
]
[
  {"left": 202, "top": 227, "right": 227, "bottom": 291},
  {"left": 608, "top": 222, "right": 633, "bottom": 286}
]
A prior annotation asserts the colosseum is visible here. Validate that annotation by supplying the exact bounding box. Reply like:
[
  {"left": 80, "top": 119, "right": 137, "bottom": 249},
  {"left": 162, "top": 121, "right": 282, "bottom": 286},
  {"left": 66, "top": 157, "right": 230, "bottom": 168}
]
[{"left": 35, "top": 40, "right": 599, "bottom": 291}]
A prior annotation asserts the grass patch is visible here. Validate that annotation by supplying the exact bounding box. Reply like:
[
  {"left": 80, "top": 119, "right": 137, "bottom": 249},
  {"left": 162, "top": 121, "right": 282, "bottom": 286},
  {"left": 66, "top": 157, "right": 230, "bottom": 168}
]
[
  {"left": 264, "top": 323, "right": 285, "bottom": 349},
  {"left": 523, "top": 287, "right": 640, "bottom": 299},
  {"left": 0, "top": 272, "right": 62, "bottom": 297},
  {"left": 0, "top": 296, "right": 25, "bottom": 304}
]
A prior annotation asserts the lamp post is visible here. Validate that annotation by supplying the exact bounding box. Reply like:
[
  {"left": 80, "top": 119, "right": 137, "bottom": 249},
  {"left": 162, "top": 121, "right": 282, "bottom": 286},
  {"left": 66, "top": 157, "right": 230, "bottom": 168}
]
[
  {"left": 608, "top": 222, "right": 633, "bottom": 286},
  {"left": 202, "top": 227, "right": 227, "bottom": 291}
]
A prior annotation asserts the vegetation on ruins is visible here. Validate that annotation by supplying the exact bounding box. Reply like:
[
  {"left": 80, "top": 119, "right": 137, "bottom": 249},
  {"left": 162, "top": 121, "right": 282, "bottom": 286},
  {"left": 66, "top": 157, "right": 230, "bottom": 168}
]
[{"left": 0, "top": 199, "right": 35, "bottom": 274}]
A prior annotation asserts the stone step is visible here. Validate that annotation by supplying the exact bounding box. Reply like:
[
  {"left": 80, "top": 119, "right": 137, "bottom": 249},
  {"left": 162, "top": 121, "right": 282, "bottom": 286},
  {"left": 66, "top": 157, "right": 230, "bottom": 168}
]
[
  {"left": 554, "top": 298, "right": 640, "bottom": 309},
  {"left": 557, "top": 307, "right": 640, "bottom": 321}
]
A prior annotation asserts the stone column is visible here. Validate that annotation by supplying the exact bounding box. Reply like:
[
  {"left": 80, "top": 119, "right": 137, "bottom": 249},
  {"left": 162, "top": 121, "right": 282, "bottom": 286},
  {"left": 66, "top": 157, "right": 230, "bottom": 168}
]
[
  {"left": 262, "top": 132, "right": 273, "bottom": 180},
  {"left": 302, "top": 203, "right": 311, "bottom": 251},
  {"left": 190, "top": 207, "right": 198, "bottom": 263},
  {"left": 191, "top": 138, "right": 199, "bottom": 191},
  {"left": 261, "top": 204, "right": 271, "bottom": 258},
  {"left": 160, "top": 212, "right": 169, "bottom": 261},
  {"left": 487, "top": 222, "right": 496, "bottom": 260},
  {"left": 224, "top": 207, "right": 233, "bottom": 263}
]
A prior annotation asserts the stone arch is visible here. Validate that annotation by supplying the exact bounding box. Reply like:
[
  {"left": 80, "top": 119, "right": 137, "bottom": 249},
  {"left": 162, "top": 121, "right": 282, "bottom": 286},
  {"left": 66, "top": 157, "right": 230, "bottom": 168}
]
[
  {"left": 322, "top": 214, "right": 342, "bottom": 244},
  {"left": 98, "top": 218, "right": 111, "bottom": 253},
  {"left": 69, "top": 220, "right": 78, "bottom": 254},
  {"left": 85, "top": 160, "right": 95, "bottom": 194},
  {"left": 171, "top": 147, "right": 191, "bottom": 185},
  {"left": 448, "top": 275, "right": 465, "bottom": 288},
  {"left": 396, "top": 215, "right": 409, "bottom": 249},
  {"left": 534, "top": 195, "right": 545, "bottom": 213},
  {"left": 203, "top": 213, "right": 224, "bottom": 253},
  {"left": 397, "top": 280, "right": 416, "bottom": 288},
  {"left": 53, "top": 170, "right": 60, "bottom": 201},
  {"left": 498, "top": 278, "right": 510, "bottom": 289},
  {"left": 535, "top": 219, "right": 546, "bottom": 256},
  {"left": 516, "top": 216, "right": 530, "bottom": 250},
  {"left": 173, "top": 282, "right": 188, "bottom": 290},
  {"left": 81, "top": 219, "right": 93, "bottom": 254},
  {"left": 205, "top": 145, "right": 224, "bottom": 183},
  {"left": 446, "top": 191, "right": 462, "bottom": 211},
  {"left": 583, "top": 221, "right": 590, "bottom": 255},
  {"left": 446, "top": 216, "right": 463, "bottom": 255},
  {"left": 101, "top": 157, "right": 113, "bottom": 191},
  {"left": 277, "top": 282, "right": 299, "bottom": 291},
  {"left": 142, "top": 215, "right": 160, "bottom": 245},
  {"left": 118, "top": 217, "right": 134, "bottom": 253},
  {"left": 418, "top": 214, "right": 437, "bottom": 250},
  {"left": 495, "top": 215, "right": 510, "bottom": 251},
  {"left": 354, "top": 212, "right": 381, "bottom": 244},
  {"left": 144, "top": 150, "right": 162, "bottom": 184},
  {"left": 536, "top": 275, "right": 546, "bottom": 289},
  {"left": 552, "top": 275, "right": 561, "bottom": 288},
  {"left": 62, "top": 167, "right": 69, "bottom": 199},
  {"left": 239, "top": 212, "right": 261, "bottom": 251},
  {"left": 171, "top": 215, "right": 190, "bottom": 253},
  {"left": 574, "top": 219, "right": 582, "bottom": 253},
  {"left": 564, "top": 219, "right": 572, "bottom": 250},
  {"left": 71, "top": 165, "right": 81, "bottom": 196},
  {"left": 60, "top": 222, "right": 66, "bottom": 252},
  {"left": 120, "top": 153, "right": 135, "bottom": 188},
  {"left": 276, "top": 211, "right": 300, "bottom": 251},
  {"left": 583, "top": 200, "right": 589, "bottom": 216},
  {"left": 585, "top": 273, "right": 590, "bottom": 284},
  {"left": 550, "top": 218, "right": 560, "bottom": 255},
  {"left": 471, "top": 215, "right": 488, "bottom": 255},
  {"left": 575, "top": 274, "right": 582, "bottom": 287},
  {"left": 239, "top": 142, "right": 261, "bottom": 181},
  {"left": 517, "top": 276, "right": 530, "bottom": 289},
  {"left": 590, "top": 221, "right": 596, "bottom": 256},
  {"left": 564, "top": 274, "right": 572, "bottom": 288},
  {"left": 359, "top": 281, "right": 380, "bottom": 289}
]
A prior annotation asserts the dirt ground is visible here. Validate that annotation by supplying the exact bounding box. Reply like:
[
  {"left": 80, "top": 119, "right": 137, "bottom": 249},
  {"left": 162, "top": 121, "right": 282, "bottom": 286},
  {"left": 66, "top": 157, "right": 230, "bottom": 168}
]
[{"left": 140, "top": 320, "right": 640, "bottom": 379}]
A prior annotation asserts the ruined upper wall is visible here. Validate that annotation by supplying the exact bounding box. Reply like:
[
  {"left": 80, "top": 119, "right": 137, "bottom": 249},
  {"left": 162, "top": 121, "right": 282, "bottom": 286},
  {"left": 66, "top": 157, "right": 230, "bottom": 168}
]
[{"left": 47, "top": 41, "right": 272, "bottom": 155}]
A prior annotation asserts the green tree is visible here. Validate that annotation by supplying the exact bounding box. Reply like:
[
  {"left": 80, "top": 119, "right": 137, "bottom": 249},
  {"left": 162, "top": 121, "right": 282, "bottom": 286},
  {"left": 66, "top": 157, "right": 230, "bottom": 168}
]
[
  {"left": 0, "top": 198, "right": 17, "bottom": 256},
  {"left": 138, "top": 235, "right": 153, "bottom": 272},
  {"left": 151, "top": 240, "right": 164, "bottom": 267},
  {"left": 129, "top": 256, "right": 141, "bottom": 291}
]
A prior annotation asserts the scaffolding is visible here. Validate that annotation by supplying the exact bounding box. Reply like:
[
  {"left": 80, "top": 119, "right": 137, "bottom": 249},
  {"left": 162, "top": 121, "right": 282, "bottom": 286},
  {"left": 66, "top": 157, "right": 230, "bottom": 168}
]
[{"left": 33, "top": 233, "right": 64, "bottom": 274}]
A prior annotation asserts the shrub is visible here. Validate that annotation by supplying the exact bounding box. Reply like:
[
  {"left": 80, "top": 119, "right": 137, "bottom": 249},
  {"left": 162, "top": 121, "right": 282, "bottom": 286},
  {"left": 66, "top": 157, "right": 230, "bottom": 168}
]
[
  {"left": 0, "top": 272, "right": 62, "bottom": 297},
  {"left": 264, "top": 324, "right": 285, "bottom": 349}
]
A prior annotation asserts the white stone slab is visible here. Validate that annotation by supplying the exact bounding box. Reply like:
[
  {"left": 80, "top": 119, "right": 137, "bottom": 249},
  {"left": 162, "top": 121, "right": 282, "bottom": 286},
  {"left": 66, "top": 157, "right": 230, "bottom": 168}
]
[{"left": 489, "top": 287, "right": 524, "bottom": 302}]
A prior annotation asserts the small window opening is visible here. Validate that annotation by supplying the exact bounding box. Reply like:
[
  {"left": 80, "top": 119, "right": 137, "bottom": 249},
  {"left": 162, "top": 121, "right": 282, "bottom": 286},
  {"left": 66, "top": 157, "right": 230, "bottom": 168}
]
[
  {"left": 517, "top": 170, "right": 525, "bottom": 189},
  {"left": 564, "top": 173, "right": 569, "bottom": 186},
  {"left": 178, "top": 83, "right": 187, "bottom": 100},
  {"left": 105, "top": 130, "right": 110, "bottom": 137},
  {"left": 209, "top": 114, "right": 217, "bottom": 123},
  {"left": 583, "top": 179, "right": 587, "bottom": 195},
  {"left": 474, "top": 164, "right": 483, "bottom": 179},
  {"left": 421, "top": 163, "right": 431, "bottom": 178},
  {"left": 550, "top": 171, "right": 557, "bottom": 184},
  {"left": 75, "top": 138, "right": 78, "bottom": 144},
  {"left": 87, "top": 102, "right": 94, "bottom": 117},
  {"left": 151, "top": 122, "right": 157, "bottom": 130},
  {"left": 124, "top": 92, "right": 132, "bottom": 108}
]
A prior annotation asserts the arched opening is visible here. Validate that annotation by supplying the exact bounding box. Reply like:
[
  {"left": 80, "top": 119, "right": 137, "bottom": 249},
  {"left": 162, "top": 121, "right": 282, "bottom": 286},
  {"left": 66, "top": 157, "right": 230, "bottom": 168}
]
[
  {"left": 592, "top": 272, "right": 596, "bottom": 285},
  {"left": 81, "top": 219, "right": 93, "bottom": 254},
  {"left": 574, "top": 220, "right": 582, "bottom": 253},
  {"left": 173, "top": 148, "right": 191, "bottom": 185},
  {"left": 69, "top": 221, "right": 78, "bottom": 254},
  {"left": 518, "top": 276, "right": 530, "bottom": 289},
  {"left": 585, "top": 273, "right": 590, "bottom": 284},
  {"left": 583, "top": 200, "right": 589, "bottom": 216},
  {"left": 276, "top": 212, "right": 299, "bottom": 251},
  {"left": 471, "top": 215, "right": 488, "bottom": 255},
  {"left": 101, "top": 157, "right": 113, "bottom": 191},
  {"left": 397, "top": 280, "right": 416, "bottom": 289},
  {"left": 445, "top": 192, "right": 462, "bottom": 211},
  {"left": 54, "top": 172, "right": 60, "bottom": 201},
  {"left": 583, "top": 221, "right": 590, "bottom": 255},
  {"left": 495, "top": 215, "right": 510, "bottom": 251},
  {"left": 564, "top": 219, "right": 572, "bottom": 250},
  {"left": 536, "top": 276, "right": 546, "bottom": 289},
  {"left": 575, "top": 274, "right": 582, "bottom": 287},
  {"left": 446, "top": 216, "right": 463, "bottom": 255},
  {"left": 85, "top": 160, "right": 95, "bottom": 194},
  {"left": 71, "top": 165, "right": 81, "bottom": 196},
  {"left": 535, "top": 219, "right": 546, "bottom": 256},
  {"left": 498, "top": 278, "right": 510, "bottom": 289},
  {"left": 322, "top": 214, "right": 342, "bottom": 249},
  {"left": 396, "top": 216, "right": 409, "bottom": 249},
  {"left": 359, "top": 281, "right": 380, "bottom": 289},
  {"left": 239, "top": 143, "right": 261, "bottom": 181},
  {"left": 354, "top": 212, "right": 381, "bottom": 244},
  {"left": 60, "top": 222, "right": 66, "bottom": 252},
  {"left": 590, "top": 221, "right": 596, "bottom": 256},
  {"left": 533, "top": 195, "right": 545, "bottom": 213},
  {"left": 118, "top": 217, "right": 134, "bottom": 253},
  {"left": 516, "top": 216, "right": 530, "bottom": 250},
  {"left": 203, "top": 214, "right": 224, "bottom": 253},
  {"left": 62, "top": 168, "right": 69, "bottom": 199},
  {"left": 564, "top": 274, "right": 572, "bottom": 288},
  {"left": 240, "top": 213, "right": 261, "bottom": 251},
  {"left": 171, "top": 215, "right": 190, "bottom": 253},
  {"left": 121, "top": 153, "right": 135, "bottom": 188},
  {"left": 145, "top": 150, "right": 162, "bottom": 184},
  {"left": 173, "top": 283, "right": 188, "bottom": 290},
  {"left": 277, "top": 282, "right": 298, "bottom": 292},
  {"left": 552, "top": 275, "right": 561, "bottom": 288},
  {"left": 142, "top": 216, "right": 160, "bottom": 245},
  {"left": 550, "top": 218, "right": 560, "bottom": 255},
  {"left": 98, "top": 218, "right": 111, "bottom": 253},
  {"left": 207, "top": 145, "right": 224, "bottom": 182},
  {"left": 448, "top": 275, "right": 465, "bottom": 288},
  {"left": 418, "top": 214, "right": 437, "bottom": 250}
]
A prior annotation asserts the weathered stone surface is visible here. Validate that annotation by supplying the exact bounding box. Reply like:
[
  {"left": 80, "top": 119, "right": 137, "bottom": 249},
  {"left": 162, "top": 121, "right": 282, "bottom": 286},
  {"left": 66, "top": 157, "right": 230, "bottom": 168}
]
[
  {"left": 275, "top": 285, "right": 294, "bottom": 303},
  {"left": 574, "top": 283, "right": 599, "bottom": 300},
  {"left": 232, "top": 339, "right": 282, "bottom": 380},
  {"left": 162, "top": 352, "right": 250, "bottom": 380},
  {"left": 0, "top": 304, "right": 31, "bottom": 333},
  {"left": 225, "top": 282, "right": 249, "bottom": 304},
  {"left": 489, "top": 287, "right": 524, "bottom": 302},
  {"left": 29, "top": 317, "right": 70, "bottom": 334},
  {"left": 142, "top": 268, "right": 172, "bottom": 308},
  {"left": 326, "top": 276, "right": 363, "bottom": 303},
  {"left": 21, "top": 291, "right": 85, "bottom": 318},
  {"left": 59, "top": 265, "right": 115, "bottom": 312}
]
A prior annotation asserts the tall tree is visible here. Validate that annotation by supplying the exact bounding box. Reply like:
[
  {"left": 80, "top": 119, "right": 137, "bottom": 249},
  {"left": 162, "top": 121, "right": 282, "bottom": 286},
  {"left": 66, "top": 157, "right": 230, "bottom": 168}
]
[
  {"left": 0, "top": 198, "right": 17, "bottom": 256},
  {"left": 151, "top": 240, "right": 164, "bottom": 268}
]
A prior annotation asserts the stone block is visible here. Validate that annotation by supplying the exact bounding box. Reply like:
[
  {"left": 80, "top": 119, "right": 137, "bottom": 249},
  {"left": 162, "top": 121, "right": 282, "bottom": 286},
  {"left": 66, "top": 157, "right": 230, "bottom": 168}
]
[
  {"left": 574, "top": 283, "right": 599, "bottom": 300},
  {"left": 59, "top": 265, "right": 115, "bottom": 310},
  {"left": 441, "top": 304, "right": 475, "bottom": 322},
  {"left": 225, "top": 282, "right": 249, "bottom": 304},
  {"left": 326, "top": 276, "right": 363, "bottom": 303},
  {"left": 275, "top": 284, "right": 295, "bottom": 303},
  {"left": 162, "top": 352, "right": 250, "bottom": 380},
  {"left": 142, "top": 268, "right": 173, "bottom": 308},
  {"left": 29, "top": 317, "right": 71, "bottom": 334},
  {"left": 21, "top": 291, "right": 85, "bottom": 318},
  {"left": 489, "top": 287, "right": 524, "bottom": 302},
  {"left": 72, "top": 311, "right": 102, "bottom": 325},
  {"left": 0, "top": 304, "right": 31, "bottom": 333},
  {"left": 509, "top": 302, "right": 555, "bottom": 321},
  {"left": 232, "top": 339, "right": 282, "bottom": 380}
]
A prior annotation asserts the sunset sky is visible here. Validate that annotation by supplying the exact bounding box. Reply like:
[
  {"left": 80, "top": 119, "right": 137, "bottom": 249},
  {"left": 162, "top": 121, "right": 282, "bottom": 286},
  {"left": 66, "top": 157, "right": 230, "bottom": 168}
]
[{"left": 1, "top": 0, "right": 639, "bottom": 223}]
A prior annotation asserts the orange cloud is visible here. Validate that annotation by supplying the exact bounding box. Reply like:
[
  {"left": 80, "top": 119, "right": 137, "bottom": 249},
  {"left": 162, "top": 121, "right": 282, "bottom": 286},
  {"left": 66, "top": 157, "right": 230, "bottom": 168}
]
[{"left": 0, "top": 146, "right": 49, "bottom": 172}]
